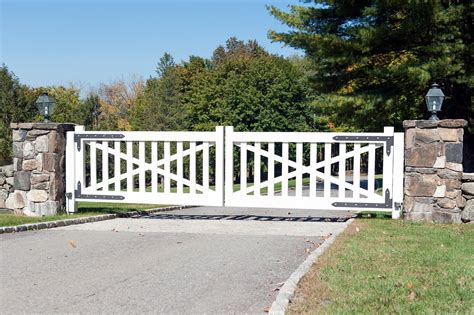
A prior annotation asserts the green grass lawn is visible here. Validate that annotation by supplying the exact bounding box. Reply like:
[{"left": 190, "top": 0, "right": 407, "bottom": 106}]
[
  {"left": 288, "top": 218, "right": 474, "bottom": 314},
  {"left": 0, "top": 202, "right": 165, "bottom": 227}
]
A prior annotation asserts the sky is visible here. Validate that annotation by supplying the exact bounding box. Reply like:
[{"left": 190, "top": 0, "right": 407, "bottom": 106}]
[{"left": 1, "top": 0, "right": 301, "bottom": 92}]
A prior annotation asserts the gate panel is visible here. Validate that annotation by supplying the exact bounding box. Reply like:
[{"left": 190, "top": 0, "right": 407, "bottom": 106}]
[
  {"left": 225, "top": 126, "right": 403, "bottom": 214},
  {"left": 66, "top": 127, "right": 224, "bottom": 212}
]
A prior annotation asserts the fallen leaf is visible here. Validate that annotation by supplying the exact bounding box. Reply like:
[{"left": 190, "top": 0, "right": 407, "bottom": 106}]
[
  {"left": 68, "top": 240, "right": 76, "bottom": 248},
  {"left": 355, "top": 227, "right": 360, "bottom": 232},
  {"left": 408, "top": 291, "right": 417, "bottom": 301},
  {"left": 394, "top": 282, "right": 402, "bottom": 288},
  {"left": 407, "top": 282, "right": 414, "bottom": 290}
]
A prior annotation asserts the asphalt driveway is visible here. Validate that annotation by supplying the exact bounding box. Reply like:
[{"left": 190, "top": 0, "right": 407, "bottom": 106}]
[{"left": 0, "top": 207, "right": 351, "bottom": 314}]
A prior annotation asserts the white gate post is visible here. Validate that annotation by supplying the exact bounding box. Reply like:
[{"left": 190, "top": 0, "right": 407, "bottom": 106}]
[
  {"left": 65, "top": 127, "right": 77, "bottom": 213},
  {"left": 392, "top": 132, "right": 404, "bottom": 219}
]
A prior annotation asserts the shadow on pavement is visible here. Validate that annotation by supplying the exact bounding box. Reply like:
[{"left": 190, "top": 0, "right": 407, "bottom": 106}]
[{"left": 136, "top": 213, "right": 353, "bottom": 223}]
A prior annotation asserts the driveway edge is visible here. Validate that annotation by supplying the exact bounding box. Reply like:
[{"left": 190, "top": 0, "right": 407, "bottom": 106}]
[
  {"left": 269, "top": 218, "right": 354, "bottom": 315},
  {"left": 0, "top": 205, "right": 193, "bottom": 234}
]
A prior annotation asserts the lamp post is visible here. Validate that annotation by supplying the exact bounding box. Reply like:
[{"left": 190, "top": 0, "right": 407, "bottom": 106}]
[
  {"left": 425, "top": 83, "right": 445, "bottom": 120},
  {"left": 35, "top": 92, "right": 56, "bottom": 123}
]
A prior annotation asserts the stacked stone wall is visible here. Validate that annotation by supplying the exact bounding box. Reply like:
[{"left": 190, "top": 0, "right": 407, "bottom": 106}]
[
  {"left": 461, "top": 173, "right": 474, "bottom": 222},
  {"left": 403, "top": 119, "right": 467, "bottom": 223},
  {"left": 7, "top": 123, "right": 75, "bottom": 216},
  {"left": 0, "top": 165, "right": 14, "bottom": 209}
]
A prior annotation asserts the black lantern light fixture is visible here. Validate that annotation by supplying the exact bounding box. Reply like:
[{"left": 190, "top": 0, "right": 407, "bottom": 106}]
[
  {"left": 35, "top": 92, "right": 56, "bottom": 123},
  {"left": 425, "top": 83, "right": 445, "bottom": 120}
]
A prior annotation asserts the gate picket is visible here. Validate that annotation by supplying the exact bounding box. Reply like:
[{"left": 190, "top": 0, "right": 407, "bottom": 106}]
[{"left": 65, "top": 125, "right": 403, "bottom": 217}]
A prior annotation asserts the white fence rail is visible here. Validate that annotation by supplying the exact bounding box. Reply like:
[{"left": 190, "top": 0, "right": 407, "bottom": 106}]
[
  {"left": 224, "top": 127, "right": 404, "bottom": 218},
  {"left": 66, "top": 126, "right": 403, "bottom": 218},
  {"left": 66, "top": 127, "right": 224, "bottom": 212}
]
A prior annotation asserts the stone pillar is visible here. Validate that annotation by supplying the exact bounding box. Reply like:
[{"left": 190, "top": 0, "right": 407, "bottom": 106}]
[
  {"left": 7, "top": 123, "right": 75, "bottom": 216},
  {"left": 403, "top": 119, "right": 467, "bottom": 223}
]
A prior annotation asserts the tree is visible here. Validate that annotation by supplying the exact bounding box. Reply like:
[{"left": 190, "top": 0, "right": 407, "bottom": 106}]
[
  {"left": 185, "top": 41, "right": 310, "bottom": 132},
  {"left": 131, "top": 53, "right": 186, "bottom": 131},
  {"left": 0, "top": 65, "right": 36, "bottom": 164},
  {"left": 268, "top": 1, "right": 473, "bottom": 131}
]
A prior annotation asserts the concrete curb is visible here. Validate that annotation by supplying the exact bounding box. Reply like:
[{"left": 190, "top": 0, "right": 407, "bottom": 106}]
[
  {"left": 0, "top": 205, "right": 193, "bottom": 234},
  {"left": 269, "top": 218, "right": 354, "bottom": 315}
]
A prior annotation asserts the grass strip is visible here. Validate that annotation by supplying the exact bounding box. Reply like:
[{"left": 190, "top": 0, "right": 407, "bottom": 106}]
[{"left": 288, "top": 219, "right": 474, "bottom": 314}]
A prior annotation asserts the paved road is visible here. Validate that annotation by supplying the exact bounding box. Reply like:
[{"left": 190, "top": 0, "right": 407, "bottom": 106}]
[{"left": 0, "top": 207, "right": 351, "bottom": 314}]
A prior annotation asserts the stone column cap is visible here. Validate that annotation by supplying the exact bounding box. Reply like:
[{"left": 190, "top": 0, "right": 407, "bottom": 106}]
[
  {"left": 10, "top": 122, "right": 76, "bottom": 132},
  {"left": 403, "top": 119, "right": 467, "bottom": 129}
]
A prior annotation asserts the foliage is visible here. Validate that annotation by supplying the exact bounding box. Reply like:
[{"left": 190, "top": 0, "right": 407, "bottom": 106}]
[
  {"left": 0, "top": 65, "right": 36, "bottom": 164},
  {"left": 184, "top": 38, "right": 312, "bottom": 132},
  {"left": 268, "top": 1, "right": 473, "bottom": 131}
]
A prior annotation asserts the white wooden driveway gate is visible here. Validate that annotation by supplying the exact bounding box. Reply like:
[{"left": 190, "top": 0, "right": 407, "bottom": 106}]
[{"left": 66, "top": 126, "right": 404, "bottom": 218}]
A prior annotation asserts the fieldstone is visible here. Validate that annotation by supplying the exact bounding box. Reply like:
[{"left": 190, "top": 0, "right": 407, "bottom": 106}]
[
  {"left": 49, "top": 131, "right": 65, "bottom": 154},
  {"left": 445, "top": 143, "right": 463, "bottom": 163},
  {"left": 437, "top": 198, "right": 456, "bottom": 209},
  {"left": 437, "top": 169, "right": 462, "bottom": 180},
  {"left": 0, "top": 189, "right": 9, "bottom": 200},
  {"left": 5, "top": 190, "right": 27, "bottom": 209},
  {"left": 403, "top": 196, "right": 435, "bottom": 212},
  {"left": 6, "top": 177, "right": 14, "bottom": 186},
  {"left": 11, "top": 122, "right": 33, "bottom": 129},
  {"left": 43, "top": 153, "right": 59, "bottom": 172},
  {"left": 32, "top": 182, "right": 50, "bottom": 190},
  {"left": 13, "top": 158, "right": 22, "bottom": 171},
  {"left": 23, "top": 141, "right": 35, "bottom": 159},
  {"left": 12, "top": 142, "right": 23, "bottom": 158},
  {"left": 417, "top": 168, "right": 437, "bottom": 174},
  {"left": 35, "top": 201, "right": 58, "bottom": 216},
  {"left": 415, "top": 128, "right": 440, "bottom": 144},
  {"left": 22, "top": 159, "right": 38, "bottom": 171},
  {"left": 438, "top": 119, "right": 467, "bottom": 128},
  {"left": 433, "top": 185, "right": 446, "bottom": 198},
  {"left": 50, "top": 173, "right": 64, "bottom": 201},
  {"left": 446, "top": 190, "right": 461, "bottom": 199},
  {"left": 36, "top": 153, "right": 43, "bottom": 172},
  {"left": 3, "top": 165, "right": 13, "bottom": 177},
  {"left": 35, "top": 135, "right": 49, "bottom": 153},
  {"left": 405, "top": 143, "right": 440, "bottom": 167},
  {"left": 405, "top": 128, "right": 416, "bottom": 148},
  {"left": 12, "top": 129, "right": 27, "bottom": 142},
  {"left": 26, "top": 129, "right": 49, "bottom": 139},
  {"left": 438, "top": 128, "right": 462, "bottom": 142},
  {"left": 433, "top": 156, "right": 446, "bottom": 169},
  {"left": 465, "top": 195, "right": 474, "bottom": 200},
  {"left": 0, "top": 199, "right": 5, "bottom": 208},
  {"left": 443, "top": 179, "right": 462, "bottom": 190},
  {"left": 432, "top": 210, "right": 462, "bottom": 224},
  {"left": 404, "top": 212, "right": 432, "bottom": 222},
  {"left": 462, "top": 173, "right": 474, "bottom": 182},
  {"left": 403, "top": 120, "right": 416, "bottom": 128},
  {"left": 14, "top": 171, "right": 31, "bottom": 190},
  {"left": 457, "top": 195, "right": 466, "bottom": 208},
  {"left": 461, "top": 200, "right": 474, "bottom": 222},
  {"left": 415, "top": 120, "right": 438, "bottom": 128},
  {"left": 461, "top": 182, "right": 474, "bottom": 195},
  {"left": 445, "top": 162, "right": 462, "bottom": 172},
  {"left": 27, "top": 190, "right": 48, "bottom": 202},
  {"left": 30, "top": 172, "right": 49, "bottom": 184},
  {"left": 0, "top": 177, "right": 4, "bottom": 185},
  {"left": 405, "top": 173, "right": 439, "bottom": 197}
]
